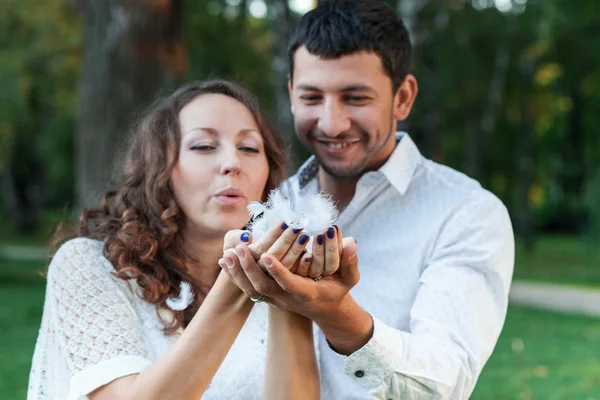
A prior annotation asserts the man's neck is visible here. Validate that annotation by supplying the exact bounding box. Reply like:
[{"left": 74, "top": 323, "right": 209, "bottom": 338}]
[{"left": 317, "top": 168, "right": 359, "bottom": 212}]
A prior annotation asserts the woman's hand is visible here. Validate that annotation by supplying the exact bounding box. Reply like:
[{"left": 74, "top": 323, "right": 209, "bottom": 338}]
[
  {"left": 220, "top": 221, "right": 310, "bottom": 299},
  {"left": 298, "top": 225, "right": 343, "bottom": 279}
]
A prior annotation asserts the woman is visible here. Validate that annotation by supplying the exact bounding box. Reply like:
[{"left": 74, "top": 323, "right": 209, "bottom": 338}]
[{"left": 27, "top": 80, "right": 331, "bottom": 399}]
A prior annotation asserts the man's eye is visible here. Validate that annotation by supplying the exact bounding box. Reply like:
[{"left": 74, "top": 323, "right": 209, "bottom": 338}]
[
  {"left": 348, "top": 96, "right": 370, "bottom": 103},
  {"left": 300, "top": 95, "right": 321, "bottom": 102}
]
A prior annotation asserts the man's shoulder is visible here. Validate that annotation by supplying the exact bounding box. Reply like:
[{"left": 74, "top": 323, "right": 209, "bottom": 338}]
[{"left": 419, "top": 158, "right": 481, "bottom": 196}]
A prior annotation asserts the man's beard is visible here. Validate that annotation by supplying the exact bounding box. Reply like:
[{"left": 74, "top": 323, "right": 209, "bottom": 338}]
[{"left": 308, "top": 120, "right": 396, "bottom": 180}]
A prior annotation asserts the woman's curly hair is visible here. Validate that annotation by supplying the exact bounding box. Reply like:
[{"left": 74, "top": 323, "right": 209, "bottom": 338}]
[{"left": 51, "top": 80, "right": 287, "bottom": 333}]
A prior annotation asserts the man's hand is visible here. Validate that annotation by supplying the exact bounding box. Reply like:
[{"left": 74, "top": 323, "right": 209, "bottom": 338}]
[{"left": 221, "top": 233, "right": 373, "bottom": 354}]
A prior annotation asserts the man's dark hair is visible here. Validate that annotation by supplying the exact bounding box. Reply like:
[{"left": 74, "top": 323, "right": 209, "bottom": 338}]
[{"left": 288, "top": 0, "right": 412, "bottom": 92}]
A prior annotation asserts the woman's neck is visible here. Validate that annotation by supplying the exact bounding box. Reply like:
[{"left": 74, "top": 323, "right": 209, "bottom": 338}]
[{"left": 182, "top": 227, "right": 224, "bottom": 296}]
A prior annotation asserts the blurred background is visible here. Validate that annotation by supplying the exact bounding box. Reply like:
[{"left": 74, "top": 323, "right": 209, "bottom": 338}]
[{"left": 1, "top": 0, "right": 599, "bottom": 399}]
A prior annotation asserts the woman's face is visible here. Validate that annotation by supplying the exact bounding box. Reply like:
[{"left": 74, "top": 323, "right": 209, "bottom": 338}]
[{"left": 171, "top": 94, "right": 270, "bottom": 238}]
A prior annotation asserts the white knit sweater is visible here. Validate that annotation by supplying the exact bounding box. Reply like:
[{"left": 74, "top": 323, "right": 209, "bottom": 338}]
[{"left": 27, "top": 238, "right": 271, "bottom": 400}]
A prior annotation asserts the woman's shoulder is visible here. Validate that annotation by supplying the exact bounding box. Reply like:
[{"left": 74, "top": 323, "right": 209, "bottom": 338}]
[{"left": 49, "top": 237, "right": 117, "bottom": 282}]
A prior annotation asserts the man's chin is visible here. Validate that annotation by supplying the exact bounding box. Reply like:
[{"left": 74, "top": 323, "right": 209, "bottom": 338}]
[{"left": 318, "top": 159, "right": 368, "bottom": 180}]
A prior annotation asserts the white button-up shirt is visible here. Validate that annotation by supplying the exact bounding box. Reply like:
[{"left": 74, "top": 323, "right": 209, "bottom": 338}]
[{"left": 288, "top": 133, "right": 515, "bottom": 399}]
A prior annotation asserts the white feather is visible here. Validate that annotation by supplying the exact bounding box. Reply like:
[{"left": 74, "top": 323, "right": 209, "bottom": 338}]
[
  {"left": 247, "top": 188, "right": 338, "bottom": 239},
  {"left": 166, "top": 281, "right": 195, "bottom": 311}
]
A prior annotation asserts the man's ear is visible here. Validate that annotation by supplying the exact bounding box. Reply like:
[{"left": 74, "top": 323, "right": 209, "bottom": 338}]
[
  {"left": 288, "top": 79, "right": 295, "bottom": 114},
  {"left": 393, "top": 74, "right": 418, "bottom": 121}
]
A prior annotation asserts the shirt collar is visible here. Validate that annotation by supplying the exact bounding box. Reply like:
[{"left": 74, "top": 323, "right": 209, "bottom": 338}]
[{"left": 296, "top": 131, "right": 421, "bottom": 195}]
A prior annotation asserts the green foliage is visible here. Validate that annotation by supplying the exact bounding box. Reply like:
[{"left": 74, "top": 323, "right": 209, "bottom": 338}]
[
  {"left": 0, "top": 0, "right": 80, "bottom": 206},
  {"left": 1, "top": 0, "right": 599, "bottom": 236}
]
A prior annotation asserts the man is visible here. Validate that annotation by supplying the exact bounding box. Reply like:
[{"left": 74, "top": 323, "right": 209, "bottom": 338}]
[{"left": 227, "top": 1, "right": 514, "bottom": 398}]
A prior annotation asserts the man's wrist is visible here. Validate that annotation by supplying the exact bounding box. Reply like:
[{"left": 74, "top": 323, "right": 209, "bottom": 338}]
[{"left": 313, "top": 295, "right": 374, "bottom": 355}]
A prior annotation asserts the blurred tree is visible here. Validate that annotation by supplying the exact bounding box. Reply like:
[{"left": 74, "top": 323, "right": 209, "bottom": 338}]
[
  {"left": 74, "top": 0, "right": 186, "bottom": 209},
  {"left": 0, "top": 0, "right": 80, "bottom": 233}
]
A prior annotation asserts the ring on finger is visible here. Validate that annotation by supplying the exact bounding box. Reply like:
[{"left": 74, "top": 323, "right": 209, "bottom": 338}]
[
  {"left": 313, "top": 276, "right": 324, "bottom": 282},
  {"left": 250, "top": 293, "right": 267, "bottom": 303}
]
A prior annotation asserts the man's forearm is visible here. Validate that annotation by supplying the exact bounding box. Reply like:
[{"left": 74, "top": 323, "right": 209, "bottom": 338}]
[{"left": 314, "top": 295, "right": 374, "bottom": 355}]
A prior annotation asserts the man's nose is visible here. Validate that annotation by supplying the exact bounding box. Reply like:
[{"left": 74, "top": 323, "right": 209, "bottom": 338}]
[{"left": 316, "top": 99, "right": 351, "bottom": 138}]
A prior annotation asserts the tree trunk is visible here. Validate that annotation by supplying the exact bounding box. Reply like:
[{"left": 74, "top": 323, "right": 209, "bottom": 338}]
[
  {"left": 515, "top": 57, "right": 536, "bottom": 251},
  {"left": 74, "top": 0, "right": 186, "bottom": 210},
  {"left": 266, "top": 0, "right": 297, "bottom": 168}
]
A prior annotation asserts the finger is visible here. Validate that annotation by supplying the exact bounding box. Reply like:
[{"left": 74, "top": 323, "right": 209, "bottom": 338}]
[
  {"left": 236, "top": 244, "right": 281, "bottom": 297},
  {"left": 339, "top": 237, "right": 360, "bottom": 287},
  {"left": 295, "top": 251, "right": 312, "bottom": 277},
  {"left": 247, "top": 221, "right": 287, "bottom": 260},
  {"left": 223, "top": 230, "right": 252, "bottom": 251},
  {"left": 324, "top": 226, "right": 340, "bottom": 276},
  {"left": 289, "top": 249, "right": 308, "bottom": 274},
  {"left": 263, "top": 226, "right": 304, "bottom": 265},
  {"left": 218, "top": 258, "right": 235, "bottom": 282},
  {"left": 335, "top": 225, "right": 343, "bottom": 257},
  {"left": 278, "top": 232, "right": 310, "bottom": 270},
  {"left": 261, "top": 254, "right": 308, "bottom": 295},
  {"left": 308, "top": 233, "right": 325, "bottom": 278},
  {"left": 223, "top": 251, "right": 261, "bottom": 299}
]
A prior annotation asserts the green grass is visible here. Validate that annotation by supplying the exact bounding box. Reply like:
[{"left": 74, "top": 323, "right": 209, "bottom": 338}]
[
  {"left": 514, "top": 236, "right": 600, "bottom": 288},
  {"left": 0, "top": 283, "right": 46, "bottom": 400},
  {"left": 1, "top": 273, "right": 599, "bottom": 400},
  {"left": 472, "top": 306, "right": 600, "bottom": 400}
]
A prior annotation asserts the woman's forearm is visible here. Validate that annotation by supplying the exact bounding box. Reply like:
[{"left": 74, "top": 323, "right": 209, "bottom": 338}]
[
  {"left": 263, "top": 307, "right": 320, "bottom": 400},
  {"left": 90, "top": 273, "right": 253, "bottom": 400}
]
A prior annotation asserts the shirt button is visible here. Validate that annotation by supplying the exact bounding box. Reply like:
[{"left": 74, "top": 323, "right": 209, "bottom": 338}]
[{"left": 354, "top": 370, "right": 365, "bottom": 378}]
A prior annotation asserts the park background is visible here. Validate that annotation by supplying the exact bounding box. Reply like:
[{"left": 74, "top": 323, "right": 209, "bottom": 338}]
[{"left": 1, "top": 0, "right": 599, "bottom": 399}]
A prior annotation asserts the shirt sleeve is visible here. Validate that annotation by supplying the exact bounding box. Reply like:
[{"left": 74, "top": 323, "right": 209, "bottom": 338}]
[
  {"left": 341, "top": 190, "right": 515, "bottom": 399},
  {"left": 46, "top": 238, "right": 154, "bottom": 400}
]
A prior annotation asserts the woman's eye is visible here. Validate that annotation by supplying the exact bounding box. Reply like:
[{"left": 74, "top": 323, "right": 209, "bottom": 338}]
[
  {"left": 239, "top": 146, "right": 259, "bottom": 154},
  {"left": 190, "top": 145, "right": 216, "bottom": 151}
]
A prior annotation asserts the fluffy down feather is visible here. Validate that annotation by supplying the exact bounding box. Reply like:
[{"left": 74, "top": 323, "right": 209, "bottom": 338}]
[{"left": 246, "top": 188, "right": 338, "bottom": 239}]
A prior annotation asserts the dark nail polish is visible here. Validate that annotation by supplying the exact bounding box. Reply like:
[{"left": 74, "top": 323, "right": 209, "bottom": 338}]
[
  {"left": 299, "top": 234, "right": 309, "bottom": 245},
  {"left": 281, "top": 222, "right": 288, "bottom": 230},
  {"left": 301, "top": 249, "right": 307, "bottom": 256},
  {"left": 293, "top": 228, "right": 302, "bottom": 234},
  {"left": 305, "top": 257, "right": 312, "bottom": 262},
  {"left": 333, "top": 224, "right": 339, "bottom": 232},
  {"left": 240, "top": 232, "right": 250, "bottom": 242},
  {"left": 354, "top": 238, "right": 358, "bottom": 244},
  {"left": 327, "top": 227, "right": 335, "bottom": 239},
  {"left": 317, "top": 234, "right": 324, "bottom": 245}
]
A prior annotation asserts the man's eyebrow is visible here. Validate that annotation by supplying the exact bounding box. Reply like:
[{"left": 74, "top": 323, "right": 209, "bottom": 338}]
[
  {"left": 296, "top": 84, "right": 323, "bottom": 92},
  {"left": 340, "top": 85, "right": 377, "bottom": 94},
  {"left": 296, "top": 84, "right": 377, "bottom": 94}
]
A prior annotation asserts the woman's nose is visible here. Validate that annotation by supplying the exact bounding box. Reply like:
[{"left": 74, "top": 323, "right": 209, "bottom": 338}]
[{"left": 219, "top": 148, "right": 242, "bottom": 176}]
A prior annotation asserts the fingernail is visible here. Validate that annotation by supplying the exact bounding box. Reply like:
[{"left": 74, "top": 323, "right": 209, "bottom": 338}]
[
  {"left": 218, "top": 258, "right": 226, "bottom": 268},
  {"left": 281, "top": 222, "right": 288, "bottom": 230},
  {"left": 327, "top": 227, "right": 335, "bottom": 239},
  {"left": 299, "top": 234, "right": 309, "bottom": 245},
  {"left": 262, "top": 257, "right": 273, "bottom": 268},
  {"left": 317, "top": 234, "right": 324, "bottom": 245},
  {"left": 305, "top": 257, "right": 312, "bottom": 263},
  {"left": 235, "top": 248, "right": 245, "bottom": 260},
  {"left": 225, "top": 258, "right": 234, "bottom": 268},
  {"left": 240, "top": 232, "right": 250, "bottom": 242},
  {"left": 293, "top": 228, "right": 302, "bottom": 234}
]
